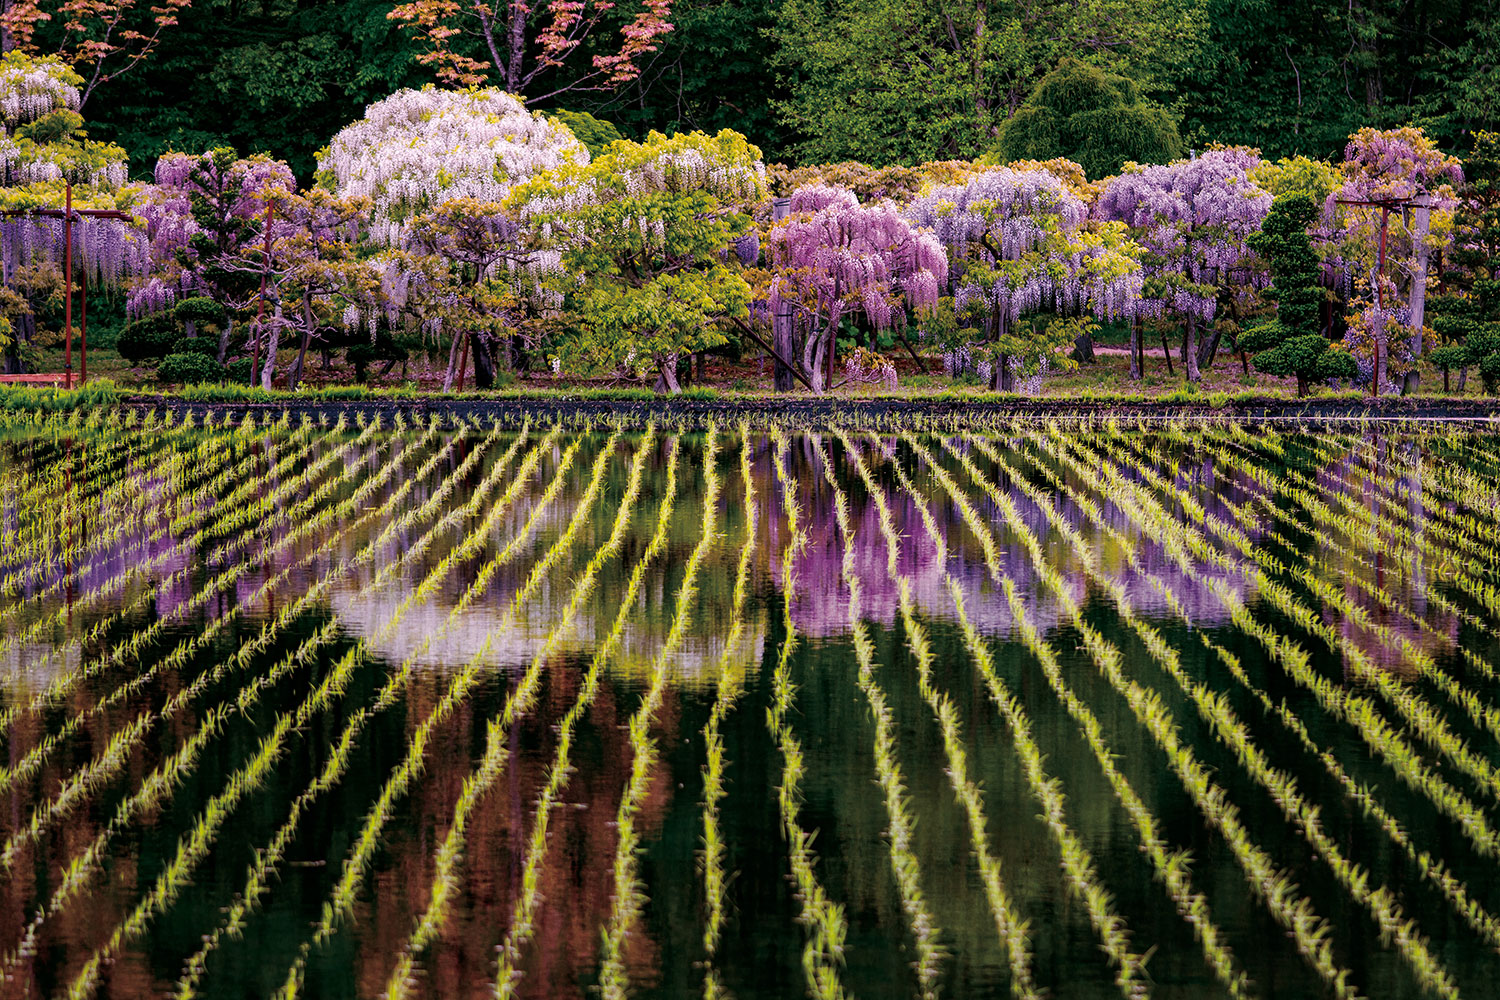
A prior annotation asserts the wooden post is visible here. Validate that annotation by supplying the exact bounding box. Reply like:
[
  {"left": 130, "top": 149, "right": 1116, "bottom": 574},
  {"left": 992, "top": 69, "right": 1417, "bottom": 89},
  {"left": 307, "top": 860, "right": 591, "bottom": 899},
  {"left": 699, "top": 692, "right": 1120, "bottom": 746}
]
[
  {"left": 252, "top": 201, "right": 274, "bottom": 382},
  {"left": 79, "top": 269, "right": 87, "bottom": 386},
  {"left": 1373, "top": 205, "right": 1389, "bottom": 396},
  {"left": 63, "top": 182, "right": 72, "bottom": 390},
  {"left": 771, "top": 197, "right": 795, "bottom": 392}
]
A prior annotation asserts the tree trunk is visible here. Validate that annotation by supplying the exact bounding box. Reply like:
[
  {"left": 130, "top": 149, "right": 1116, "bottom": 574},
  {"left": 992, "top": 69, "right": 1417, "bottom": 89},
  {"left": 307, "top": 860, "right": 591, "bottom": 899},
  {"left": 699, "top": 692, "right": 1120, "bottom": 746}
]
[
  {"left": 184, "top": 320, "right": 196, "bottom": 340},
  {"left": 1197, "top": 322, "right": 1224, "bottom": 369},
  {"left": 1072, "top": 333, "right": 1095, "bottom": 364},
  {"left": 470, "top": 331, "right": 496, "bottom": 390},
  {"left": 441, "top": 326, "right": 464, "bottom": 392},
  {"left": 655, "top": 352, "right": 681, "bottom": 394},
  {"left": 1184, "top": 316, "right": 1201, "bottom": 383},
  {"left": 1296, "top": 373, "right": 1309, "bottom": 397},
  {"left": 285, "top": 293, "right": 315, "bottom": 391},
  {"left": 1128, "top": 318, "right": 1141, "bottom": 380},
  {"left": 696, "top": 350, "right": 706, "bottom": 383},
  {"left": 771, "top": 197, "right": 795, "bottom": 393},
  {"left": 217, "top": 318, "right": 233, "bottom": 365},
  {"left": 998, "top": 352, "right": 1014, "bottom": 391},
  {"left": 1458, "top": 366, "right": 1468, "bottom": 392},
  {"left": 803, "top": 324, "right": 827, "bottom": 394},
  {"left": 259, "top": 304, "right": 281, "bottom": 389},
  {"left": 1442, "top": 368, "right": 1450, "bottom": 393},
  {"left": 1158, "top": 325, "right": 1175, "bottom": 376}
]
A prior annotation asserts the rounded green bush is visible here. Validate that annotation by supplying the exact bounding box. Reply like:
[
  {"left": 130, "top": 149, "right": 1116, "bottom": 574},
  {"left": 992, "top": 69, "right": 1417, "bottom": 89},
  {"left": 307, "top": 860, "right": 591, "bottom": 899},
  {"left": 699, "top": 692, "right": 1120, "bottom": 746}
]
[
  {"left": 157, "top": 352, "right": 227, "bottom": 385},
  {"left": 117, "top": 313, "right": 181, "bottom": 363}
]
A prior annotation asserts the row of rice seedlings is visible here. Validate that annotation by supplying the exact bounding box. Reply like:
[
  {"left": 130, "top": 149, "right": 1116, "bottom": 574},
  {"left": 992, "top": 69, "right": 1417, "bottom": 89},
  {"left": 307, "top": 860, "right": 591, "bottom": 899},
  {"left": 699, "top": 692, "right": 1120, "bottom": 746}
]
[
  {"left": 1133, "top": 427, "right": 1500, "bottom": 945},
  {"left": 265, "top": 430, "right": 619, "bottom": 1000},
  {"left": 595, "top": 430, "right": 721, "bottom": 1000},
  {"left": 0, "top": 414, "right": 377, "bottom": 733},
  {"left": 767, "top": 427, "right": 849, "bottom": 1000},
  {"left": 1096, "top": 428, "right": 1500, "bottom": 802},
  {"left": 0, "top": 409, "right": 180, "bottom": 573},
  {"left": 905, "top": 432, "right": 1237, "bottom": 1000},
  {"left": 381, "top": 427, "right": 657, "bottom": 1000},
  {"left": 0, "top": 422, "right": 506, "bottom": 876},
  {"left": 60, "top": 634, "right": 374, "bottom": 1000},
  {"left": 0, "top": 415, "right": 429, "bottom": 802},
  {"left": 1177, "top": 426, "right": 1496, "bottom": 647},
  {"left": 1061, "top": 425, "right": 1500, "bottom": 803},
  {"left": 840, "top": 430, "right": 1042, "bottom": 1000},
  {"left": 1028, "top": 430, "right": 1500, "bottom": 861},
  {"left": 2, "top": 410, "right": 320, "bottom": 591},
  {"left": 1200, "top": 635, "right": 1500, "bottom": 955},
  {"left": 0, "top": 421, "right": 267, "bottom": 656},
  {"left": 1215, "top": 423, "right": 1500, "bottom": 621},
  {"left": 172, "top": 426, "right": 547, "bottom": 1000},
  {"left": 809, "top": 434, "right": 946, "bottom": 1000},
  {"left": 932, "top": 433, "right": 1255, "bottom": 998},
  {"left": 1291, "top": 430, "right": 1500, "bottom": 567},
  {"left": 0, "top": 423, "right": 459, "bottom": 879},
  {"left": 698, "top": 426, "right": 758, "bottom": 1000},
  {"left": 1203, "top": 424, "right": 1498, "bottom": 608},
  {"left": 930, "top": 430, "right": 1366, "bottom": 997},
  {"left": 1125, "top": 425, "right": 1500, "bottom": 732},
  {"left": 0, "top": 618, "right": 342, "bottom": 989},
  {"left": 485, "top": 429, "right": 674, "bottom": 999},
  {"left": 953, "top": 433, "right": 1458, "bottom": 999},
  {"left": 0, "top": 411, "right": 307, "bottom": 597},
  {"left": 1192, "top": 427, "right": 1500, "bottom": 655}
]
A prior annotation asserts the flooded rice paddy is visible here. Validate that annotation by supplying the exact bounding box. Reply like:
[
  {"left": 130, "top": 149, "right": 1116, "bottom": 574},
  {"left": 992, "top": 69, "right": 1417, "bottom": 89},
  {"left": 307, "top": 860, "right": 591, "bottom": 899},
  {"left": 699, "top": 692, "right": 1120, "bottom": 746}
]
[{"left": 2, "top": 411, "right": 1500, "bottom": 999}]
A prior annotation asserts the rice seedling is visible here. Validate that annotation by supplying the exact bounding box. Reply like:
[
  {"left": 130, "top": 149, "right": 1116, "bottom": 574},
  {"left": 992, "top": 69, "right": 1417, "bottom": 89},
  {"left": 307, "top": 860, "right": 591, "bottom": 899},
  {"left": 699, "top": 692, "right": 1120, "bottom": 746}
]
[
  {"left": 597, "top": 428, "right": 720, "bottom": 1000},
  {"left": 5, "top": 413, "right": 1499, "bottom": 1000}
]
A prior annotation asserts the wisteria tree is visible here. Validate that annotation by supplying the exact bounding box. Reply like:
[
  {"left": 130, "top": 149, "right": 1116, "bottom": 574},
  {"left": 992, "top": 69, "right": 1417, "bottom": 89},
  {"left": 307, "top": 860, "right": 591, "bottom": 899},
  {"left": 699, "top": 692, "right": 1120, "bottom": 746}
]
[
  {"left": 202, "top": 188, "right": 375, "bottom": 390},
  {"left": 1329, "top": 127, "right": 1462, "bottom": 392},
  {"left": 907, "top": 165, "right": 1140, "bottom": 390},
  {"left": 768, "top": 189, "right": 947, "bottom": 393},
  {"left": 399, "top": 198, "right": 534, "bottom": 390},
  {"left": 317, "top": 87, "right": 588, "bottom": 247},
  {"left": 0, "top": 0, "right": 190, "bottom": 106},
  {"left": 0, "top": 52, "right": 147, "bottom": 371},
  {"left": 387, "top": 0, "right": 672, "bottom": 99},
  {"left": 515, "top": 129, "right": 764, "bottom": 394},
  {"left": 127, "top": 148, "right": 295, "bottom": 363},
  {"left": 1096, "top": 147, "right": 1271, "bottom": 382}
]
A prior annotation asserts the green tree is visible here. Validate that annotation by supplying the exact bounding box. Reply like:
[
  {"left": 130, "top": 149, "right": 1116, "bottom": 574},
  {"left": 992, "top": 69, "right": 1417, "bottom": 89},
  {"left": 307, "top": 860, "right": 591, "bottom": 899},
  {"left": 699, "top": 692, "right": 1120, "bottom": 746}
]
[
  {"left": 513, "top": 130, "right": 765, "bottom": 393},
  {"left": 771, "top": 0, "right": 1204, "bottom": 166},
  {"left": 84, "top": 0, "right": 425, "bottom": 181},
  {"left": 1242, "top": 192, "right": 1356, "bottom": 394},
  {"left": 1428, "top": 131, "right": 1500, "bottom": 394},
  {"left": 994, "top": 60, "right": 1183, "bottom": 179}
]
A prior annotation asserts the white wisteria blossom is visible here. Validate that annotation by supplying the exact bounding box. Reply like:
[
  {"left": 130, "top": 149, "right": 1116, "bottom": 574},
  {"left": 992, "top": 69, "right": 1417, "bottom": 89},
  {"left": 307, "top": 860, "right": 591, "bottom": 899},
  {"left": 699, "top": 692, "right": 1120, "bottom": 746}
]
[{"left": 317, "top": 86, "right": 589, "bottom": 246}]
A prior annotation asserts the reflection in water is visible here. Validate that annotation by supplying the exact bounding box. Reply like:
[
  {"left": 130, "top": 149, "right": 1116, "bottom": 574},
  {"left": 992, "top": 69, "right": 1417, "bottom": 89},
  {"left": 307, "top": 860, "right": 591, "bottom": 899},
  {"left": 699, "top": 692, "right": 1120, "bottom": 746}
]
[{"left": 0, "top": 419, "right": 1497, "bottom": 1000}]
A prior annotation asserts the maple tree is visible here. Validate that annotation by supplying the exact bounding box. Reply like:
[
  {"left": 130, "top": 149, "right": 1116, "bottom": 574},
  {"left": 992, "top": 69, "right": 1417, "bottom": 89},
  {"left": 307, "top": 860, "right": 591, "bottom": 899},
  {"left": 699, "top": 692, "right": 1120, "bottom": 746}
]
[{"left": 388, "top": 0, "right": 673, "bottom": 100}]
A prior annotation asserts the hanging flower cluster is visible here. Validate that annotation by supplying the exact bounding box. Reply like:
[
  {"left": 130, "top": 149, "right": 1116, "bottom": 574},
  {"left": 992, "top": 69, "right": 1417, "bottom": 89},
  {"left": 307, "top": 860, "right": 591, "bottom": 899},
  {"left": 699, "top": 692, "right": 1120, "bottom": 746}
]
[
  {"left": 767, "top": 193, "right": 947, "bottom": 391},
  {"left": 1095, "top": 147, "right": 1272, "bottom": 325},
  {"left": 0, "top": 52, "right": 79, "bottom": 128},
  {"left": 317, "top": 87, "right": 589, "bottom": 246},
  {"left": 910, "top": 165, "right": 1140, "bottom": 326},
  {"left": 0, "top": 53, "right": 128, "bottom": 191}
]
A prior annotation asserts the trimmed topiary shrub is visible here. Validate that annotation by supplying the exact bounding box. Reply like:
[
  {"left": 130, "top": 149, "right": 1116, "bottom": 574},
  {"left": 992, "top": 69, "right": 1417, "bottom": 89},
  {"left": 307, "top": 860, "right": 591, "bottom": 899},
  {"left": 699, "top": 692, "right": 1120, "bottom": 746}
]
[
  {"left": 993, "top": 60, "right": 1183, "bottom": 179},
  {"left": 170, "top": 336, "right": 219, "bottom": 358},
  {"left": 157, "top": 352, "right": 227, "bottom": 385},
  {"left": 117, "top": 313, "right": 181, "bottom": 363}
]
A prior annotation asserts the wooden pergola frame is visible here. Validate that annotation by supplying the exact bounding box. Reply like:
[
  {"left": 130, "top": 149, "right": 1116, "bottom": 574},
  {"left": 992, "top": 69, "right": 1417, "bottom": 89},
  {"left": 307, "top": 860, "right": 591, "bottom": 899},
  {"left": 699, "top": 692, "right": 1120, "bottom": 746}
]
[{"left": 2, "top": 182, "right": 132, "bottom": 389}]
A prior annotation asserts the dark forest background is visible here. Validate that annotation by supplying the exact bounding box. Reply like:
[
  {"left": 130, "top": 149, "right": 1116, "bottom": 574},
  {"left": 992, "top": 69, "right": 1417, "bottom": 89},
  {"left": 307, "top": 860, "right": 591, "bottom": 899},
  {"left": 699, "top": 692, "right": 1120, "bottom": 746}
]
[{"left": 75, "top": 0, "right": 1500, "bottom": 182}]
